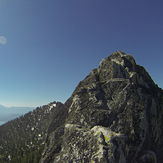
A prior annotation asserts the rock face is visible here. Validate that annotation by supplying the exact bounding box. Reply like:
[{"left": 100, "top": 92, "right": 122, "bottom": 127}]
[
  {"left": 41, "top": 51, "right": 163, "bottom": 163},
  {"left": 0, "top": 51, "right": 162, "bottom": 163}
]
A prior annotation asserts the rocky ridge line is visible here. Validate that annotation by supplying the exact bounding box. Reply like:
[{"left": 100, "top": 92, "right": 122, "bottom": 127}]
[{"left": 41, "top": 51, "right": 163, "bottom": 163}]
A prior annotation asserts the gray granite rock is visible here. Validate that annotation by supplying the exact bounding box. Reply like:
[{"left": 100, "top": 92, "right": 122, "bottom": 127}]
[{"left": 41, "top": 51, "right": 163, "bottom": 163}]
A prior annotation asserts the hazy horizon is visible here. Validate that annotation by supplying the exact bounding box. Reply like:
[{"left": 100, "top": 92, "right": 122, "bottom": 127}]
[{"left": 0, "top": 105, "right": 35, "bottom": 125}]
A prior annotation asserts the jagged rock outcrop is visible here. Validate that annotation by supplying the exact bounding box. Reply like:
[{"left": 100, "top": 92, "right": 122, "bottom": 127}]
[
  {"left": 41, "top": 51, "right": 163, "bottom": 163},
  {"left": 0, "top": 51, "right": 162, "bottom": 163}
]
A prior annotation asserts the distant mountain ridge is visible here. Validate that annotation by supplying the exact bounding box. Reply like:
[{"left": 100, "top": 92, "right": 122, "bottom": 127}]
[
  {"left": 0, "top": 101, "right": 65, "bottom": 163},
  {"left": 0, "top": 105, "right": 34, "bottom": 125},
  {"left": 1, "top": 51, "right": 163, "bottom": 163}
]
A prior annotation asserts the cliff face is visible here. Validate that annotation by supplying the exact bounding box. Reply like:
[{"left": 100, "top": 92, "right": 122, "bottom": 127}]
[
  {"left": 0, "top": 51, "right": 162, "bottom": 163},
  {"left": 41, "top": 52, "right": 163, "bottom": 163}
]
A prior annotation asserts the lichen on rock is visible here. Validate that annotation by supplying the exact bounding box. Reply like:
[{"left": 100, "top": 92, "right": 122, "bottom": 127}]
[{"left": 40, "top": 51, "right": 163, "bottom": 163}]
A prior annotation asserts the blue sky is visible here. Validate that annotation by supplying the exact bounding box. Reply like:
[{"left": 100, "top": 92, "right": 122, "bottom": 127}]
[{"left": 0, "top": 0, "right": 163, "bottom": 107}]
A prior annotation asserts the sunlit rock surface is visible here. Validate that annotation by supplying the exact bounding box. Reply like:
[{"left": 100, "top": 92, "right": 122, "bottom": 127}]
[
  {"left": 40, "top": 52, "right": 163, "bottom": 163},
  {"left": 0, "top": 52, "right": 162, "bottom": 163}
]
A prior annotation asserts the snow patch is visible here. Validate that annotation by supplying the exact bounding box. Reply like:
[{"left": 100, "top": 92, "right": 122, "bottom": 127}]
[
  {"left": 49, "top": 103, "right": 57, "bottom": 111},
  {"left": 8, "top": 155, "right": 11, "bottom": 161}
]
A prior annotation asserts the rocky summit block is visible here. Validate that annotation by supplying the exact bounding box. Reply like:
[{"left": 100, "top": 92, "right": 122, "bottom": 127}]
[{"left": 41, "top": 51, "right": 163, "bottom": 163}]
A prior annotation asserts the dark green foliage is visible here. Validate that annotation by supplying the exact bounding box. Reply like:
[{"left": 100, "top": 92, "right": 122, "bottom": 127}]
[
  {"left": 1, "top": 52, "right": 163, "bottom": 163},
  {"left": 1, "top": 147, "right": 43, "bottom": 163},
  {"left": 0, "top": 102, "right": 65, "bottom": 163}
]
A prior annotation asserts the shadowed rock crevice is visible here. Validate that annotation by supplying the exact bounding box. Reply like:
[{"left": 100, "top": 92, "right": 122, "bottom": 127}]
[
  {"left": 0, "top": 51, "right": 162, "bottom": 163},
  {"left": 40, "top": 51, "right": 163, "bottom": 163}
]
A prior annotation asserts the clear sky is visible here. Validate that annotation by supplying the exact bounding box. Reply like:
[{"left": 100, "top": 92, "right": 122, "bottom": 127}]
[{"left": 0, "top": 0, "right": 163, "bottom": 107}]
